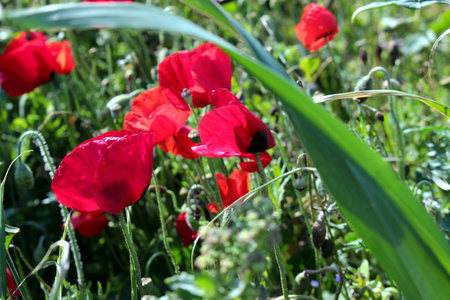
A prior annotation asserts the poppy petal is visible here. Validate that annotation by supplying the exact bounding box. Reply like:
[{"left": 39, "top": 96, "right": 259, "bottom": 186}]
[
  {"left": 123, "top": 87, "right": 191, "bottom": 144},
  {"left": 93, "top": 132, "right": 153, "bottom": 215},
  {"left": 158, "top": 125, "right": 200, "bottom": 160},
  {"left": 216, "top": 169, "right": 250, "bottom": 208},
  {"left": 191, "top": 47, "right": 232, "bottom": 107},
  {"left": 52, "top": 130, "right": 140, "bottom": 214},
  {"left": 70, "top": 213, "right": 109, "bottom": 238},
  {"left": 294, "top": 3, "right": 339, "bottom": 52},
  {"left": 239, "top": 152, "right": 273, "bottom": 173},
  {"left": 175, "top": 212, "right": 199, "bottom": 247},
  {"left": 47, "top": 40, "right": 76, "bottom": 74}
]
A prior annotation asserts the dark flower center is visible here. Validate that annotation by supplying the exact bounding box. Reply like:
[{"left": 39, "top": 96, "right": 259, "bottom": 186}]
[{"left": 247, "top": 129, "right": 269, "bottom": 153}]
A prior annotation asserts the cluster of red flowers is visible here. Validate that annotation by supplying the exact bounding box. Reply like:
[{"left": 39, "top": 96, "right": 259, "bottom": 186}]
[
  {"left": 50, "top": 42, "right": 275, "bottom": 240},
  {"left": 0, "top": 31, "right": 75, "bottom": 96}
]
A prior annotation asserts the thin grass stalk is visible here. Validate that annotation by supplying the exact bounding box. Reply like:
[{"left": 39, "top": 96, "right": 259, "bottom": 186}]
[
  {"left": 255, "top": 153, "right": 289, "bottom": 300},
  {"left": 152, "top": 175, "right": 180, "bottom": 275}
]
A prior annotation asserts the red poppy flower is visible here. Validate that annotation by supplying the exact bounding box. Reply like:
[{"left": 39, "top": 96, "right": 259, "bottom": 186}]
[
  {"left": 192, "top": 89, "right": 275, "bottom": 158},
  {"left": 0, "top": 31, "right": 54, "bottom": 96},
  {"left": 159, "top": 43, "right": 232, "bottom": 110},
  {"left": 295, "top": 3, "right": 339, "bottom": 52},
  {"left": 208, "top": 169, "right": 250, "bottom": 213},
  {"left": 175, "top": 211, "right": 199, "bottom": 247},
  {"left": 69, "top": 212, "right": 109, "bottom": 237},
  {"left": 47, "top": 40, "right": 76, "bottom": 74},
  {"left": 6, "top": 267, "right": 20, "bottom": 299},
  {"left": 123, "top": 87, "right": 191, "bottom": 144},
  {"left": 158, "top": 125, "right": 200, "bottom": 160},
  {"left": 52, "top": 130, "right": 153, "bottom": 215},
  {"left": 0, "top": 31, "right": 76, "bottom": 96}
]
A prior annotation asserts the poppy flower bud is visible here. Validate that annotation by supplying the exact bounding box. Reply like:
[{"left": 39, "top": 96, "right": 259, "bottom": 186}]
[
  {"left": 376, "top": 44, "right": 383, "bottom": 61},
  {"left": 388, "top": 42, "right": 400, "bottom": 66},
  {"left": 353, "top": 75, "right": 373, "bottom": 104},
  {"left": 148, "top": 185, "right": 167, "bottom": 194},
  {"left": 293, "top": 271, "right": 309, "bottom": 294},
  {"left": 376, "top": 111, "right": 385, "bottom": 122},
  {"left": 312, "top": 218, "right": 326, "bottom": 249},
  {"left": 14, "top": 162, "right": 34, "bottom": 189},
  {"left": 109, "top": 103, "right": 122, "bottom": 121},
  {"left": 295, "top": 176, "right": 307, "bottom": 191},
  {"left": 360, "top": 48, "right": 368, "bottom": 65},
  {"left": 321, "top": 239, "right": 334, "bottom": 258},
  {"left": 181, "top": 88, "right": 191, "bottom": 99},
  {"left": 175, "top": 211, "right": 199, "bottom": 247}
]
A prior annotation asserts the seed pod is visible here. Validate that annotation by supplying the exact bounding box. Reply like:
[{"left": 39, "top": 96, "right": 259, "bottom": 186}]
[
  {"left": 14, "top": 162, "right": 34, "bottom": 189},
  {"left": 359, "top": 48, "right": 368, "bottom": 65},
  {"left": 312, "top": 219, "right": 326, "bottom": 249},
  {"left": 295, "top": 176, "right": 307, "bottom": 191},
  {"left": 321, "top": 239, "right": 335, "bottom": 258}
]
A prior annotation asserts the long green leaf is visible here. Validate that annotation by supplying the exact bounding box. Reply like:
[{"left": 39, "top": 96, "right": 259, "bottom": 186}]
[
  {"left": 352, "top": 0, "right": 450, "bottom": 21},
  {"left": 3, "top": 3, "right": 450, "bottom": 299},
  {"left": 313, "top": 89, "right": 450, "bottom": 118}
]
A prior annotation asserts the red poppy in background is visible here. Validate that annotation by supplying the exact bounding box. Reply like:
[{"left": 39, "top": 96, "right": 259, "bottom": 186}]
[
  {"left": 175, "top": 211, "right": 199, "bottom": 247},
  {"left": 52, "top": 130, "right": 153, "bottom": 215},
  {"left": 159, "top": 43, "right": 232, "bottom": 110},
  {"left": 294, "top": 3, "right": 338, "bottom": 52},
  {"left": 47, "top": 40, "right": 76, "bottom": 74},
  {"left": 192, "top": 89, "right": 275, "bottom": 160},
  {"left": 0, "top": 31, "right": 76, "bottom": 96},
  {"left": 0, "top": 31, "right": 54, "bottom": 96},
  {"left": 158, "top": 125, "right": 200, "bottom": 160},
  {"left": 70, "top": 212, "right": 109, "bottom": 237},
  {"left": 6, "top": 267, "right": 20, "bottom": 299},
  {"left": 208, "top": 169, "right": 250, "bottom": 213},
  {"left": 123, "top": 87, "right": 191, "bottom": 144}
]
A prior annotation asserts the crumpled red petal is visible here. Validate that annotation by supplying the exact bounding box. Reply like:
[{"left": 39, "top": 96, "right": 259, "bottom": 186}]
[
  {"left": 158, "top": 125, "right": 200, "bottom": 160},
  {"left": 239, "top": 152, "right": 273, "bottom": 173},
  {"left": 175, "top": 211, "right": 199, "bottom": 247},
  {"left": 123, "top": 87, "right": 191, "bottom": 144},
  {"left": 7, "top": 267, "right": 20, "bottom": 299},
  {"left": 93, "top": 132, "right": 153, "bottom": 214},
  {"left": 294, "top": 3, "right": 339, "bottom": 52}
]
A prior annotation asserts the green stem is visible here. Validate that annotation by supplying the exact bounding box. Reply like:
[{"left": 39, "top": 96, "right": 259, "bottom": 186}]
[
  {"left": 118, "top": 210, "right": 144, "bottom": 298},
  {"left": 255, "top": 152, "right": 289, "bottom": 300},
  {"left": 16, "top": 131, "right": 86, "bottom": 299},
  {"left": 303, "top": 266, "right": 343, "bottom": 300},
  {"left": 367, "top": 66, "right": 405, "bottom": 181},
  {"left": 152, "top": 175, "right": 180, "bottom": 275}
]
